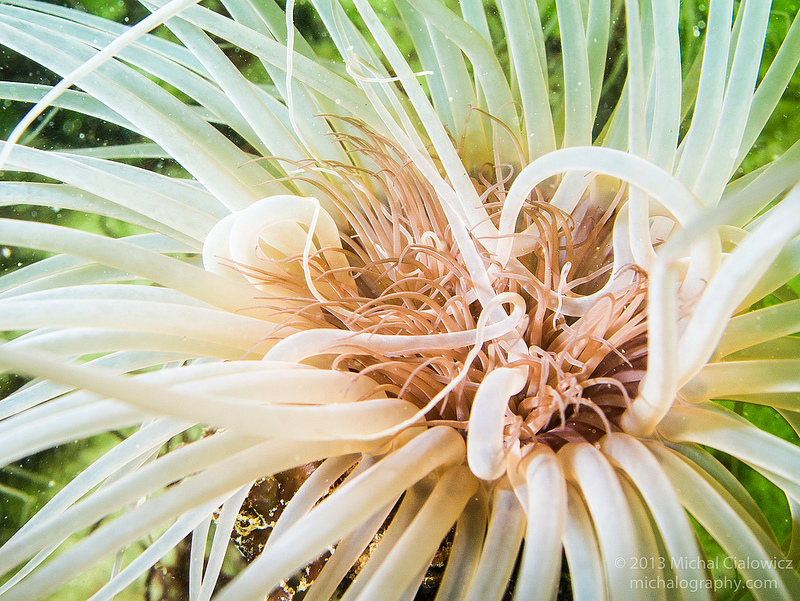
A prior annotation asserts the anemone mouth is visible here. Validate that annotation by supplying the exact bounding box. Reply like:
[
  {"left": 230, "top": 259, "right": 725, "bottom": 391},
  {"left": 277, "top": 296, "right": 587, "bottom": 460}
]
[{"left": 224, "top": 123, "right": 650, "bottom": 453}]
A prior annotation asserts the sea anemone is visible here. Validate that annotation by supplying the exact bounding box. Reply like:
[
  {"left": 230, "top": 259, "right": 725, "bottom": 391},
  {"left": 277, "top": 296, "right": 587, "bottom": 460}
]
[{"left": 1, "top": 0, "right": 800, "bottom": 599}]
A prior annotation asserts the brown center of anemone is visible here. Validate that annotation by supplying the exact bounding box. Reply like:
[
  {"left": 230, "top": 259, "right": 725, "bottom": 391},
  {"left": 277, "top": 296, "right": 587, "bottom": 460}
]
[{"left": 243, "top": 122, "right": 648, "bottom": 451}]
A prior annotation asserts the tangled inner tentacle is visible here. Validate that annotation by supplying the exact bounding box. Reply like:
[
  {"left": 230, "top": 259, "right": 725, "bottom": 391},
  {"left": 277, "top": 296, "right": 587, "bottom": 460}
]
[{"left": 215, "top": 122, "right": 648, "bottom": 454}]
